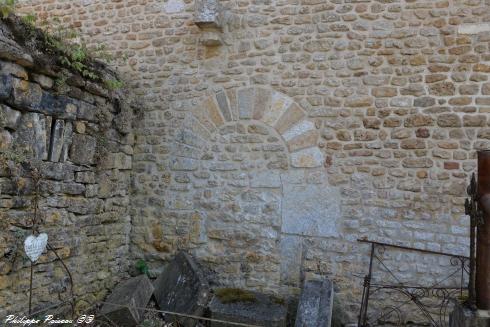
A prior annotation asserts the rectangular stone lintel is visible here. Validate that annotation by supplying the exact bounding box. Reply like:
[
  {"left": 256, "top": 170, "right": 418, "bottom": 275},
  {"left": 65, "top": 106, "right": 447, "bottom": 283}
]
[{"left": 458, "top": 23, "right": 490, "bottom": 35}]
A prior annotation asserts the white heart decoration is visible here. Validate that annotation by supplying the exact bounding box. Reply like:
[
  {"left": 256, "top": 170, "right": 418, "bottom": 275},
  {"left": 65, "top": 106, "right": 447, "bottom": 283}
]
[{"left": 24, "top": 233, "right": 48, "bottom": 262}]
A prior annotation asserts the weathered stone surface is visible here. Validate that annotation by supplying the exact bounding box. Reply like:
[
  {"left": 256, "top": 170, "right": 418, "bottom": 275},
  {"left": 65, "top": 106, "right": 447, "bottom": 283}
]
[
  {"left": 291, "top": 147, "right": 324, "bottom": 168},
  {"left": 100, "top": 275, "right": 154, "bottom": 327},
  {"left": 437, "top": 113, "right": 462, "bottom": 127},
  {"left": 282, "top": 120, "right": 315, "bottom": 142},
  {"left": 164, "top": 0, "right": 185, "bottom": 14},
  {"left": 154, "top": 252, "right": 210, "bottom": 327},
  {"left": 204, "top": 95, "right": 224, "bottom": 127},
  {"left": 262, "top": 91, "right": 292, "bottom": 127},
  {"left": 429, "top": 82, "right": 455, "bottom": 96},
  {"left": 15, "top": 112, "right": 48, "bottom": 159},
  {"left": 414, "top": 97, "right": 436, "bottom": 108},
  {"left": 1, "top": 104, "right": 20, "bottom": 129},
  {"left": 458, "top": 23, "right": 490, "bottom": 35},
  {"left": 0, "top": 74, "right": 14, "bottom": 100},
  {"left": 0, "top": 130, "right": 12, "bottom": 150},
  {"left": 280, "top": 235, "right": 302, "bottom": 286},
  {"left": 69, "top": 133, "right": 96, "bottom": 165},
  {"left": 48, "top": 119, "right": 65, "bottom": 162},
  {"left": 194, "top": 0, "right": 222, "bottom": 28},
  {"left": 215, "top": 90, "right": 232, "bottom": 122},
  {"left": 237, "top": 87, "right": 255, "bottom": 119},
  {"left": 250, "top": 170, "right": 281, "bottom": 188},
  {"left": 295, "top": 279, "right": 334, "bottom": 327},
  {"left": 209, "top": 291, "right": 287, "bottom": 327},
  {"left": 0, "top": 26, "right": 33, "bottom": 67},
  {"left": 12, "top": 78, "right": 43, "bottom": 110},
  {"left": 449, "top": 302, "right": 490, "bottom": 327},
  {"left": 282, "top": 182, "right": 340, "bottom": 237}
]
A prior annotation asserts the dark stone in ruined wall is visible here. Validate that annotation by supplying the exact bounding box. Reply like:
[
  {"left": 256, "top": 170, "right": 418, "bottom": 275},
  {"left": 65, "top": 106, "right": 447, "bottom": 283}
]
[
  {"left": 100, "top": 275, "right": 154, "bottom": 327},
  {"left": 0, "top": 74, "right": 13, "bottom": 100},
  {"left": 153, "top": 252, "right": 211, "bottom": 327},
  {"left": 69, "top": 134, "right": 96, "bottom": 165}
]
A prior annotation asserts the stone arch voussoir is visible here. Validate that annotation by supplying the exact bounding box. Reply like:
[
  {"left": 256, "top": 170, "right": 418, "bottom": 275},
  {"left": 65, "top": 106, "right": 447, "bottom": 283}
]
[{"left": 184, "top": 86, "right": 324, "bottom": 168}]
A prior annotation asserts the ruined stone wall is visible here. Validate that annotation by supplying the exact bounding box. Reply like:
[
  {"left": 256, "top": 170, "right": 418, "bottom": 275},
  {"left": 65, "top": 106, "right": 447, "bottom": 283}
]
[
  {"left": 15, "top": 0, "right": 490, "bottom": 320},
  {"left": 0, "top": 17, "right": 134, "bottom": 315}
]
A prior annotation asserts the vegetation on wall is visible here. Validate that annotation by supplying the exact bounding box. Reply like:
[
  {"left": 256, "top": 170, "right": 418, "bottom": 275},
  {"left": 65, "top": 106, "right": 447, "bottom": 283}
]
[
  {"left": 0, "top": 0, "right": 124, "bottom": 90},
  {"left": 0, "top": 0, "right": 15, "bottom": 19}
]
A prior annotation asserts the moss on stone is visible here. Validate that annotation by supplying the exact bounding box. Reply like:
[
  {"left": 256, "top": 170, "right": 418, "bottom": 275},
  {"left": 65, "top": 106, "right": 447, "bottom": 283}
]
[
  {"left": 270, "top": 295, "right": 286, "bottom": 306},
  {"left": 215, "top": 288, "right": 257, "bottom": 304}
]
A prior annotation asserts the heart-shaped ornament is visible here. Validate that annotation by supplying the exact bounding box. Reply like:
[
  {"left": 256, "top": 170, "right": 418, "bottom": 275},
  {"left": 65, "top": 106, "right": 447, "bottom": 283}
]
[{"left": 24, "top": 233, "right": 48, "bottom": 262}]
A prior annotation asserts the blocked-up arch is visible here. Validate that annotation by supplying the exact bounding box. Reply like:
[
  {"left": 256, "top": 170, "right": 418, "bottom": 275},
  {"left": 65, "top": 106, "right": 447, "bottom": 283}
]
[
  {"left": 167, "top": 86, "right": 335, "bottom": 292},
  {"left": 180, "top": 86, "right": 324, "bottom": 168}
]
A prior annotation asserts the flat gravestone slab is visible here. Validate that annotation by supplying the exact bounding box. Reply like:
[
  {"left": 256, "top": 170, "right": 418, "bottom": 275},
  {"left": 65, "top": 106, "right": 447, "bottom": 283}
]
[
  {"left": 209, "top": 291, "right": 287, "bottom": 327},
  {"left": 100, "top": 275, "right": 154, "bottom": 327},
  {"left": 295, "top": 279, "right": 334, "bottom": 327},
  {"left": 153, "top": 252, "right": 210, "bottom": 327}
]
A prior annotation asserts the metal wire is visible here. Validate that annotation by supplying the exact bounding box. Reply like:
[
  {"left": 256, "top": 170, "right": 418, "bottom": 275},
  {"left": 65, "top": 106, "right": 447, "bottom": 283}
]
[{"left": 98, "top": 300, "right": 263, "bottom": 327}]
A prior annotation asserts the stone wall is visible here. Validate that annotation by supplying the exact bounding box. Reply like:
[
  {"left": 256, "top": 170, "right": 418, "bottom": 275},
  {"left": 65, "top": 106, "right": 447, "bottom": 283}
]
[
  {"left": 15, "top": 0, "right": 490, "bottom": 321},
  {"left": 0, "top": 17, "right": 134, "bottom": 315}
]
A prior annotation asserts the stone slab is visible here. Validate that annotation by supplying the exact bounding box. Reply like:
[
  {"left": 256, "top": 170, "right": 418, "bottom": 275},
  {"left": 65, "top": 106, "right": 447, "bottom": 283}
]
[
  {"left": 295, "top": 279, "right": 334, "bottom": 327},
  {"left": 237, "top": 87, "right": 255, "bottom": 119},
  {"left": 153, "top": 251, "right": 210, "bottom": 327},
  {"left": 281, "top": 182, "right": 340, "bottom": 237},
  {"left": 458, "top": 23, "right": 490, "bottom": 35},
  {"left": 209, "top": 291, "right": 287, "bottom": 327},
  {"left": 280, "top": 235, "right": 302, "bottom": 286},
  {"left": 100, "top": 275, "right": 154, "bottom": 327},
  {"left": 450, "top": 304, "right": 490, "bottom": 327},
  {"left": 48, "top": 119, "right": 65, "bottom": 162}
]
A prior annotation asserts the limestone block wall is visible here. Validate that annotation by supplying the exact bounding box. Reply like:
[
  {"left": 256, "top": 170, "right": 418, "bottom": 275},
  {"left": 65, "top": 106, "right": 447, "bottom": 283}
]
[
  {"left": 0, "top": 17, "right": 134, "bottom": 315},
  {"left": 16, "top": 0, "right": 490, "bottom": 319}
]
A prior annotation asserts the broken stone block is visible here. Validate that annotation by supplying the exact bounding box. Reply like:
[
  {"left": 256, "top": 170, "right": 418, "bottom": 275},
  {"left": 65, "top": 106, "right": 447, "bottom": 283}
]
[
  {"left": 194, "top": 0, "right": 222, "bottom": 28},
  {"left": 153, "top": 252, "right": 210, "bottom": 327},
  {"left": 209, "top": 289, "right": 287, "bottom": 327},
  {"left": 99, "top": 275, "right": 154, "bottom": 327},
  {"left": 295, "top": 279, "right": 334, "bottom": 327}
]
